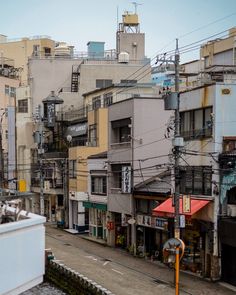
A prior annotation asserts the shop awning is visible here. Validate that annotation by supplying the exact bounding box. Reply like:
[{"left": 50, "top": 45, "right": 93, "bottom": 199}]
[
  {"left": 83, "top": 201, "right": 107, "bottom": 211},
  {"left": 152, "top": 198, "right": 210, "bottom": 218}
]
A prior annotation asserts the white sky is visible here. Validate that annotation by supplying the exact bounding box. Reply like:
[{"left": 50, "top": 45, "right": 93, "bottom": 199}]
[{"left": 1, "top": 0, "right": 236, "bottom": 63}]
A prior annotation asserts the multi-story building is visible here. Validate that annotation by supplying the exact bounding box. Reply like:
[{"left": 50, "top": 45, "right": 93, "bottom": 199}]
[
  {"left": 107, "top": 95, "right": 172, "bottom": 249},
  {"left": 0, "top": 57, "right": 20, "bottom": 188}
]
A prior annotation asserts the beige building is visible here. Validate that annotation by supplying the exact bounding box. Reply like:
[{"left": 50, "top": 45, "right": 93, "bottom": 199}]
[
  {"left": 0, "top": 34, "right": 55, "bottom": 85},
  {"left": 0, "top": 60, "right": 19, "bottom": 187}
]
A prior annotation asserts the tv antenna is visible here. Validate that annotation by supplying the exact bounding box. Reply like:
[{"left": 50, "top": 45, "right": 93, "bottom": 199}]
[{"left": 132, "top": 2, "right": 142, "bottom": 14}]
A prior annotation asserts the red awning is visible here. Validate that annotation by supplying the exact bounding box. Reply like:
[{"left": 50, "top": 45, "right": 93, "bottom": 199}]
[{"left": 152, "top": 197, "right": 210, "bottom": 218}]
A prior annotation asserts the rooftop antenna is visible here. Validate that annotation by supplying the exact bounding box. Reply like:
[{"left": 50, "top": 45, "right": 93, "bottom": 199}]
[
  {"left": 132, "top": 2, "right": 142, "bottom": 14},
  {"left": 117, "top": 6, "right": 119, "bottom": 30}
]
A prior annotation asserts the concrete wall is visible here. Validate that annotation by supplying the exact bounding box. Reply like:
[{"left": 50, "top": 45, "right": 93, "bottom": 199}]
[
  {"left": 0, "top": 207, "right": 46, "bottom": 295},
  {"left": 133, "top": 98, "right": 172, "bottom": 184}
]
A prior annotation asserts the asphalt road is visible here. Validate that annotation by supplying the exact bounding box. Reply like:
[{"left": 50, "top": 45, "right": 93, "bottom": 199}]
[{"left": 46, "top": 225, "right": 235, "bottom": 295}]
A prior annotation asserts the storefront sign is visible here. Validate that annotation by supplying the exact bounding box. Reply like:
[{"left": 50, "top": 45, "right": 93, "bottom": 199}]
[
  {"left": 155, "top": 217, "right": 168, "bottom": 230},
  {"left": 137, "top": 214, "right": 152, "bottom": 227},
  {"left": 66, "top": 122, "right": 87, "bottom": 137},
  {"left": 107, "top": 221, "right": 114, "bottom": 230},
  {"left": 121, "top": 213, "right": 128, "bottom": 227},
  {"left": 179, "top": 214, "right": 186, "bottom": 228},
  {"left": 122, "top": 166, "right": 131, "bottom": 193},
  {"left": 182, "top": 195, "right": 191, "bottom": 213}
]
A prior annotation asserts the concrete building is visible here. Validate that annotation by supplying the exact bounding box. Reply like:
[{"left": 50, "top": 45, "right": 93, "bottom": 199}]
[
  {"left": 107, "top": 96, "right": 172, "bottom": 249},
  {"left": 0, "top": 205, "right": 46, "bottom": 294},
  {"left": 0, "top": 57, "right": 20, "bottom": 189},
  {"left": 0, "top": 34, "right": 55, "bottom": 85}
]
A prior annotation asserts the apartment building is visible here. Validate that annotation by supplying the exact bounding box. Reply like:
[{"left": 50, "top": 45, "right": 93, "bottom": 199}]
[{"left": 0, "top": 57, "right": 20, "bottom": 188}]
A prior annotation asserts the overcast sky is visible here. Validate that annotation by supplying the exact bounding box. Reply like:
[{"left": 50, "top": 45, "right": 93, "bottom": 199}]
[{"left": 1, "top": 0, "right": 236, "bottom": 63}]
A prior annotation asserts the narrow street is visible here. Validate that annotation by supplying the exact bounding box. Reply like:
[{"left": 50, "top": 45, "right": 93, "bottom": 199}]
[{"left": 46, "top": 225, "right": 235, "bottom": 295}]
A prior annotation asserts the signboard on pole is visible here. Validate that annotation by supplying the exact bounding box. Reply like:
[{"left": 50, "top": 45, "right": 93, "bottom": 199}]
[
  {"left": 122, "top": 166, "right": 131, "bottom": 193},
  {"left": 182, "top": 195, "right": 191, "bottom": 213}
]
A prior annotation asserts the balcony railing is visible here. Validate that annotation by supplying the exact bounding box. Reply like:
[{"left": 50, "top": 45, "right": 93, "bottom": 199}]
[
  {"left": 57, "top": 107, "right": 87, "bottom": 122},
  {"left": 31, "top": 177, "right": 63, "bottom": 189}
]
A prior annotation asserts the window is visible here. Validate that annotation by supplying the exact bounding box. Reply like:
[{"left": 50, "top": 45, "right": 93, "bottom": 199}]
[
  {"left": 10, "top": 87, "right": 16, "bottom": 98},
  {"left": 57, "top": 195, "right": 64, "bottom": 206},
  {"left": 180, "top": 107, "right": 212, "bottom": 140},
  {"left": 96, "top": 79, "right": 112, "bottom": 88},
  {"left": 18, "top": 99, "right": 28, "bottom": 113},
  {"left": 88, "top": 124, "right": 97, "bottom": 146},
  {"left": 104, "top": 92, "right": 113, "bottom": 107},
  {"left": 111, "top": 118, "right": 131, "bottom": 144},
  {"left": 92, "top": 96, "right": 101, "bottom": 110},
  {"left": 33, "top": 45, "right": 40, "bottom": 56},
  {"left": 69, "top": 160, "right": 76, "bottom": 178},
  {"left": 223, "top": 139, "right": 236, "bottom": 152},
  {"left": 180, "top": 166, "right": 212, "bottom": 196},
  {"left": 5, "top": 85, "right": 9, "bottom": 95},
  {"left": 91, "top": 176, "right": 107, "bottom": 195}
]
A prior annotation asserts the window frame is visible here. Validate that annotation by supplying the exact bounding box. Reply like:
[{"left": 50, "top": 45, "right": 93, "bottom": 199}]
[
  {"left": 180, "top": 166, "right": 212, "bottom": 196},
  {"left": 180, "top": 107, "right": 212, "bottom": 140},
  {"left": 91, "top": 175, "right": 107, "bottom": 195},
  {"left": 18, "top": 99, "right": 28, "bottom": 113},
  {"left": 69, "top": 160, "right": 76, "bottom": 179}
]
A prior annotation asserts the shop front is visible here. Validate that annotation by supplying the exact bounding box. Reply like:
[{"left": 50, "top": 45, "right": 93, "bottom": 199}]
[
  {"left": 136, "top": 214, "right": 169, "bottom": 259},
  {"left": 153, "top": 197, "right": 213, "bottom": 277},
  {"left": 83, "top": 201, "right": 107, "bottom": 241}
]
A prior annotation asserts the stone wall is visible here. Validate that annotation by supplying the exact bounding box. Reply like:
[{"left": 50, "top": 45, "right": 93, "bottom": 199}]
[{"left": 45, "top": 260, "right": 114, "bottom": 295}]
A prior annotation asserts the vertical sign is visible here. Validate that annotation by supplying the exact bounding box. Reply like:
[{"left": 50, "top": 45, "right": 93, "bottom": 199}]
[
  {"left": 122, "top": 166, "right": 131, "bottom": 193},
  {"left": 179, "top": 215, "right": 186, "bottom": 228},
  {"left": 182, "top": 195, "right": 191, "bottom": 213}
]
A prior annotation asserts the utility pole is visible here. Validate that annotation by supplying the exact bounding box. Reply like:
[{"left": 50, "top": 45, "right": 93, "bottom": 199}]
[
  {"left": 158, "top": 39, "right": 183, "bottom": 239},
  {"left": 174, "top": 39, "right": 181, "bottom": 239},
  {"left": 38, "top": 105, "right": 45, "bottom": 216}
]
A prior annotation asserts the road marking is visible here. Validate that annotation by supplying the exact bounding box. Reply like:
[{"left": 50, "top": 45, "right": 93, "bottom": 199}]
[
  {"left": 85, "top": 255, "right": 97, "bottom": 261},
  {"left": 112, "top": 269, "right": 124, "bottom": 275},
  {"left": 103, "top": 261, "right": 109, "bottom": 266}
]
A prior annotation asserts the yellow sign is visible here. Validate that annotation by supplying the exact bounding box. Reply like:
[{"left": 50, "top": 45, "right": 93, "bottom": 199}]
[
  {"left": 182, "top": 195, "right": 191, "bottom": 213},
  {"left": 19, "top": 179, "right": 26, "bottom": 192}
]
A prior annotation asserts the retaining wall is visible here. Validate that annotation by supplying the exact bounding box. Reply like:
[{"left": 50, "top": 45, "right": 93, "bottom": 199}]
[{"left": 45, "top": 259, "right": 115, "bottom": 295}]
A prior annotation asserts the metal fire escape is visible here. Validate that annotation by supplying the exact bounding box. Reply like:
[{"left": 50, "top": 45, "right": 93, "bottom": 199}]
[{"left": 71, "top": 65, "right": 81, "bottom": 92}]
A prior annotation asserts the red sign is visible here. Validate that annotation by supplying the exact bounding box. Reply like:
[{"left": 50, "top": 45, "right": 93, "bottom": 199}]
[{"left": 107, "top": 221, "right": 114, "bottom": 231}]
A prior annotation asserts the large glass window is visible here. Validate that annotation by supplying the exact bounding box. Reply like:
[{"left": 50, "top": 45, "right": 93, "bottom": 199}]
[
  {"left": 180, "top": 107, "right": 212, "bottom": 140},
  {"left": 180, "top": 166, "right": 212, "bottom": 196}
]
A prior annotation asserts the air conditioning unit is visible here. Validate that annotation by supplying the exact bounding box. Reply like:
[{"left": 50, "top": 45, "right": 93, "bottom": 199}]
[{"left": 227, "top": 204, "right": 236, "bottom": 217}]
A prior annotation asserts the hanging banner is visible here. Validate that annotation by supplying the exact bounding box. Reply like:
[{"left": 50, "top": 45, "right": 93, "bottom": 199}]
[{"left": 122, "top": 166, "right": 131, "bottom": 193}]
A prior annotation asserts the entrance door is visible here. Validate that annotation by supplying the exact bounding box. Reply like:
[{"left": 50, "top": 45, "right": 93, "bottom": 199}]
[{"left": 221, "top": 244, "right": 236, "bottom": 286}]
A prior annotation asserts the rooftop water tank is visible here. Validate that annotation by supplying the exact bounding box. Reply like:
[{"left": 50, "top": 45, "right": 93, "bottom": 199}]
[
  {"left": 55, "top": 42, "right": 71, "bottom": 56},
  {"left": 118, "top": 52, "right": 129, "bottom": 63}
]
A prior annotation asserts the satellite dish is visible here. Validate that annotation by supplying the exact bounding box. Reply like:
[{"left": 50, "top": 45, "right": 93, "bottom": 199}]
[{"left": 127, "top": 218, "right": 136, "bottom": 225}]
